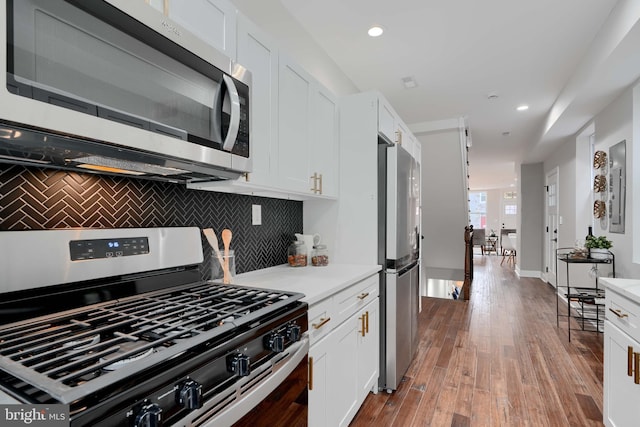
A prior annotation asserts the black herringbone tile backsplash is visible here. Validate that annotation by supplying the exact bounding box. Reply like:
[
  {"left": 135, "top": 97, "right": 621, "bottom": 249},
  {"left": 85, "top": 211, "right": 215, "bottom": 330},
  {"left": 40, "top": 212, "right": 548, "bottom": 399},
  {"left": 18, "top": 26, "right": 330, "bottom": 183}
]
[{"left": 0, "top": 165, "right": 302, "bottom": 277}]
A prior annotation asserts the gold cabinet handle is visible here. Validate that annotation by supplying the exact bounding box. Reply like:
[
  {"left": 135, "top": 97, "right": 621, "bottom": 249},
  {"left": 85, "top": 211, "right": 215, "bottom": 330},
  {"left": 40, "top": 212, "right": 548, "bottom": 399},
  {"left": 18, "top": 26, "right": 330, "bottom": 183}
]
[
  {"left": 359, "top": 315, "right": 365, "bottom": 337},
  {"left": 312, "top": 317, "right": 331, "bottom": 330},
  {"left": 636, "top": 352, "right": 640, "bottom": 385},
  {"left": 629, "top": 346, "right": 634, "bottom": 377},
  {"left": 308, "top": 356, "right": 314, "bottom": 390},
  {"left": 310, "top": 173, "right": 317, "bottom": 193},
  {"left": 357, "top": 292, "right": 370, "bottom": 300},
  {"left": 395, "top": 130, "right": 402, "bottom": 145},
  {"left": 610, "top": 308, "right": 629, "bottom": 318},
  {"left": 365, "top": 311, "right": 369, "bottom": 334},
  {"left": 310, "top": 172, "right": 323, "bottom": 194}
]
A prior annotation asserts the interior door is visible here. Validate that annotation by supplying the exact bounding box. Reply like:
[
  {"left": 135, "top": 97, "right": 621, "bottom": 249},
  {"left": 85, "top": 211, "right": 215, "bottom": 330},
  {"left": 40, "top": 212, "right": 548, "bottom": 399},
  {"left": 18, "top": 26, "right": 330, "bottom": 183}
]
[{"left": 544, "top": 169, "right": 559, "bottom": 286}]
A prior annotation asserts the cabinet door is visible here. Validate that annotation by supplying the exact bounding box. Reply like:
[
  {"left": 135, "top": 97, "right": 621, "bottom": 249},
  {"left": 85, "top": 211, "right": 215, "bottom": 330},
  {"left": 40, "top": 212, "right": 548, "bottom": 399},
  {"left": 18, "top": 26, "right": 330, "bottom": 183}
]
[
  {"left": 378, "top": 97, "right": 396, "bottom": 144},
  {"left": 278, "top": 54, "right": 313, "bottom": 193},
  {"left": 358, "top": 299, "right": 379, "bottom": 401},
  {"left": 168, "top": 0, "right": 237, "bottom": 59},
  {"left": 330, "top": 315, "right": 360, "bottom": 427},
  {"left": 309, "top": 85, "right": 338, "bottom": 197},
  {"left": 309, "top": 334, "right": 331, "bottom": 427},
  {"left": 236, "top": 15, "right": 278, "bottom": 187},
  {"left": 604, "top": 320, "right": 640, "bottom": 427}
]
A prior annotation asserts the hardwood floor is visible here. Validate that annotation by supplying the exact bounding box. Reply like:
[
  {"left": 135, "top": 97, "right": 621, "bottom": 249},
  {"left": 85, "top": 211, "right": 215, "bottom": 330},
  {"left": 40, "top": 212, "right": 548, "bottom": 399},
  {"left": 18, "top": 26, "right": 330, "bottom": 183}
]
[{"left": 350, "top": 255, "right": 605, "bottom": 426}]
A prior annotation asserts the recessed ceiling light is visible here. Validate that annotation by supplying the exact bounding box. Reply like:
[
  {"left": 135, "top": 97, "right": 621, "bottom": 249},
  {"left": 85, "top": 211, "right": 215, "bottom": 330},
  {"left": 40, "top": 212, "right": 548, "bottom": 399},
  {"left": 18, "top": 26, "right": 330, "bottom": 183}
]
[
  {"left": 487, "top": 92, "right": 499, "bottom": 100},
  {"left": 502, "top": 131, "right": 511, "bottom": 136},
  {"left": 368, "top": 26, "right": 384, "bottom": 37},
  {"left": 401, "top": 76, "right": 418, "bottom": 89},
  {"left": 516, "top": 105, "right": 529, "bottom": 111}
]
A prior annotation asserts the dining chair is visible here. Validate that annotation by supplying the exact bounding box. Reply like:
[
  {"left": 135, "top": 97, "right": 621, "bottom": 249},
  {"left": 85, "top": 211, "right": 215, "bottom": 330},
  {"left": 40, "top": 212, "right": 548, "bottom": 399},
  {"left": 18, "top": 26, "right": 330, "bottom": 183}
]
[{"left": 501, "top": 233, "right": 517, "bottom": 266}]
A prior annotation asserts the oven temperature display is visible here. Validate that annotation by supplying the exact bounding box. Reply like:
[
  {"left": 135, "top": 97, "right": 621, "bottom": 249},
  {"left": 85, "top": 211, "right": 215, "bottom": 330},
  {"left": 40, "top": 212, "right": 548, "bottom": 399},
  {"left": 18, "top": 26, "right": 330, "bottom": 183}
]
[{"left": 69, "top": 237, "right": 150, "bottom": 260}]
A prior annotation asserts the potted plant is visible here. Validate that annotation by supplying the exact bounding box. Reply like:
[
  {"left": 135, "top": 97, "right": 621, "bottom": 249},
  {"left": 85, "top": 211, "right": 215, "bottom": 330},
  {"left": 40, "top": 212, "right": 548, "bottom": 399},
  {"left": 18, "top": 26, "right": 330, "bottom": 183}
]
[{"left": 585, "top": 235, "right": 613, "bottom": 259}]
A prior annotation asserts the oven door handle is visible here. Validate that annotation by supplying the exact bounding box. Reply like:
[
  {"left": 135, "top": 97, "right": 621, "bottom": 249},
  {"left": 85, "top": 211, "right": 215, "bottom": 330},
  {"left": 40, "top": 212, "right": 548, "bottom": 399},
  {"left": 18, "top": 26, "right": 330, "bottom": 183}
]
[{"left": 181, "top": 335, "right": 309, "bottom": 427}]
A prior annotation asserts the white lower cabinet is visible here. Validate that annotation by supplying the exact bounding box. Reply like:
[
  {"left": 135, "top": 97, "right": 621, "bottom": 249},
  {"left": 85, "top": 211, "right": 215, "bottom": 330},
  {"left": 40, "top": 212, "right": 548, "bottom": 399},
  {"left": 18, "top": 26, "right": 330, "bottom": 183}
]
[
  {"left": 604, "top": 321, "right": 640, "bottom": 426},
  {"left": 330, "top": 312, "right": 359, "bottom": 427},
  {"left": 358, "top": 299, "right": 379, "bottom": 399},
  {"left": 308, "top": 331, "right": 331, "bottom": 427},
  {"left": 308, "top": 275, "right": 379, "bottom": 427},
  {"left": 603, "top": 279, "right": 640, "bottom": 427}
]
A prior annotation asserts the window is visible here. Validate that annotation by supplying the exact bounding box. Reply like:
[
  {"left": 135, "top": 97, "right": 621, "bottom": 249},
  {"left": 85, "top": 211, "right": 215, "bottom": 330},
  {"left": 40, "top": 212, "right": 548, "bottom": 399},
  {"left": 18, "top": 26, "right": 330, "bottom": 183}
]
[
  {"left": 469, "top": 191, "right": 487, "bottom": 229},
  {"left": 504, "top": 204, "right": 517, "bottom": 215},
  {"left": 503, "top": 191, "right": 517, "bottom": 199}
]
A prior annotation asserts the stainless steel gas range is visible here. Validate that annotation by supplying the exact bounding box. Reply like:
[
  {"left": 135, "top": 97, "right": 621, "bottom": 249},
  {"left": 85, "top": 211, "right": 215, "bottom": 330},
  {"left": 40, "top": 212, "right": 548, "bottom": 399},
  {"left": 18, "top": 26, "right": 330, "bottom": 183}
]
[{"left": 0, "top": 227, "right": 309, "bottom": 426}]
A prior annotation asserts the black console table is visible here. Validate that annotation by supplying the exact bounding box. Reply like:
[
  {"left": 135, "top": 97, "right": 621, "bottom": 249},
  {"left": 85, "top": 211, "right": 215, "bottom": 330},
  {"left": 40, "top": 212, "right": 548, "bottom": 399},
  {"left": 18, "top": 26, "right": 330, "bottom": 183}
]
[{"left": 556, "top": 247, "right": 615, "bottom": 341}]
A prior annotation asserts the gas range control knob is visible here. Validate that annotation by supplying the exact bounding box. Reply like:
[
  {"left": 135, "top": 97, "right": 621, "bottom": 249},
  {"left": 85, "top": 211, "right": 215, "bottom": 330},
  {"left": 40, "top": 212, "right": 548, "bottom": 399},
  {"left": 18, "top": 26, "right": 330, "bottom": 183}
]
[
  {"left": 287, "top": 324, "right": 302, "bottom": 342},
  {"left": 134, "top": 401, "right": 162, "bottom": 427},
  {"left": 265, "top": 333, "right": 285, "bottom": 353},
  {"left": 227, "top": 353, "right": 251, "bottom": 377},
  {"left": 176, "top": 379, "right": 202, "bottom": 410}
]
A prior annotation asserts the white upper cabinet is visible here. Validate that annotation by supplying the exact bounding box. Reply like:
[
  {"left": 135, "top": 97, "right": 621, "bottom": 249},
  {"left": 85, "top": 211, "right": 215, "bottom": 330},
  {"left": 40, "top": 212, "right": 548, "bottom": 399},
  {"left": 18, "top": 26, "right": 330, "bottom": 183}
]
[
  {"left": 309, "top": 85, "right": 339, "bottom": 198},
  {"left": 278, "top": 54, "right": 313, "bottom": 193},
  {"left": 236, "top": 15, "right": 279, "bottom": 187},
  {"left": 378, "top": 97, "right": 396, "bottom": 144},
  {"left": 278, "top": 55, "right": 338, "bottom": 198},
  {"left": 166, "top": 0, "right": 237, "bottom": 59}
]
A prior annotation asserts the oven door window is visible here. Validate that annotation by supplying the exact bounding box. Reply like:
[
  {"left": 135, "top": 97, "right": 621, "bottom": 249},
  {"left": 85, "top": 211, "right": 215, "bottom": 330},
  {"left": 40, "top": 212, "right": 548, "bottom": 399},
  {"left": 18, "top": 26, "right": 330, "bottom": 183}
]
[{"left": 7, "top": 0, "right": 248, "bottom": 155}]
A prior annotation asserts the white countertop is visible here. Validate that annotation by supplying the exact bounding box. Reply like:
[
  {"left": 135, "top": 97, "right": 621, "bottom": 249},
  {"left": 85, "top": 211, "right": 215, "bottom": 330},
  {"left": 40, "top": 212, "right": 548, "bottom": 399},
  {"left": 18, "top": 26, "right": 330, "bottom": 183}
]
[
  {"left": 600, "top": 277, "right": 640, "bottom": 304},
  {"left": 232, "top": 264, "right": 381, "bottom": 305}
]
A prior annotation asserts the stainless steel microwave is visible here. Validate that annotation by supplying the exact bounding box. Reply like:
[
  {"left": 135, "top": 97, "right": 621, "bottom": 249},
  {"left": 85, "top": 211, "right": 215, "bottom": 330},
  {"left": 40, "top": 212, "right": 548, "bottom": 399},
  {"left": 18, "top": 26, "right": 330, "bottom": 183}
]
[{"left": 0, "top": 0, "right": 251, "bottom": 182}]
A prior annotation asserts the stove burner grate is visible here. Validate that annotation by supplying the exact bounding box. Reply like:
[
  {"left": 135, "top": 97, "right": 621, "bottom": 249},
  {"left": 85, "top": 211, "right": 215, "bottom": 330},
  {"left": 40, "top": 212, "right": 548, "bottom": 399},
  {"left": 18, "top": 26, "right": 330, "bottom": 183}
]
[{"left": 0, "top": 282, "right": 302, "bottom": 404}]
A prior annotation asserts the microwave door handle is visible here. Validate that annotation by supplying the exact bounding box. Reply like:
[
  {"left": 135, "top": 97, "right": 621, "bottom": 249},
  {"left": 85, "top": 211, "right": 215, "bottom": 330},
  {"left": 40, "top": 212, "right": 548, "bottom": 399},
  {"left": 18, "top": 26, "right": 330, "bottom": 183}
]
[
  {"left": 221, "top": 74, "right": 241, "bottom": 152},
  {"left": 211, "top": 79, "right": 224, "bottom": 145}
]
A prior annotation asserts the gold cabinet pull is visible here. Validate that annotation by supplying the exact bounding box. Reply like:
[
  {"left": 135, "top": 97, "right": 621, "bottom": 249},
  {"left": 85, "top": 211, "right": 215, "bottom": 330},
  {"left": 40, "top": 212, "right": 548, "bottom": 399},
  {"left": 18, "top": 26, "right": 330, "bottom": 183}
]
[
  {"left": 308, "top": 356, "right": 313, "bottom": 390},
  {"left": 359, "top": 315, "right": 365, "bottom": 337},
  {"left": 310, "top": 173, "right": 317, "bottom": 193},
  {"left": 357, "top": 292, "right": 370, "bottom": 300},
  {"left": 365, "top": 311, "right": 369, "bottom": 334},
  {"left": 395, "top": 130, "right": 402, "bottom": 145},
  {"left": 636, "top": 352, "right": 640, "bottom": 385},
  {"left": 629, "top": 346, "right": 634, "bottom": 377},
  {"left": 312, "top": 317, "right": 331, "bottom": 330},
  {"left": 610, "top": 308, "right": 629, "bottom": 318},
  {"left": 310, "top": 172, "right": 323, "bottom": 194}
]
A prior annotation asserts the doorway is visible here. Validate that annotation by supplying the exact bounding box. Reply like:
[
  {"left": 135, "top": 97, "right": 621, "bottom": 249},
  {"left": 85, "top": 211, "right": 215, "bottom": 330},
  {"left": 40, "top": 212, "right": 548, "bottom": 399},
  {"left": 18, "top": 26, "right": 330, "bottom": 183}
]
[{"left": 543, "top": 168, "right": 559, "bottom": 286}]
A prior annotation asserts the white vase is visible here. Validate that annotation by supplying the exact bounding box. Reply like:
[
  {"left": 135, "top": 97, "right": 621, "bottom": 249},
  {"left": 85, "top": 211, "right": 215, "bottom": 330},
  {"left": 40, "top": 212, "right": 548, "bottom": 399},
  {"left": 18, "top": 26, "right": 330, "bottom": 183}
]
[{"left": 590, "top": 248, "right": 610, "bottom": 260}]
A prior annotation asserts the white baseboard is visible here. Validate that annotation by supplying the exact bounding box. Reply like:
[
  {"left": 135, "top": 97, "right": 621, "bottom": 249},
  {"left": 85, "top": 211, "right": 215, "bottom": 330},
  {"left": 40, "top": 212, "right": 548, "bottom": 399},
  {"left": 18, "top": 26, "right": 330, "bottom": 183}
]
[{"left": 517, "top": 268, "right": 542, "bottom": 278}]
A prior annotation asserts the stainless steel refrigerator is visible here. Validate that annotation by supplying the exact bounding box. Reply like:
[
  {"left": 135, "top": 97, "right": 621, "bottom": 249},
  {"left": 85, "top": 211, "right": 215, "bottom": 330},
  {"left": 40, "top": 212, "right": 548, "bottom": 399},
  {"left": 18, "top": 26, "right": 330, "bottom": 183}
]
[{"left": 378, "top": 139, "right": 421, "bottom": 392}]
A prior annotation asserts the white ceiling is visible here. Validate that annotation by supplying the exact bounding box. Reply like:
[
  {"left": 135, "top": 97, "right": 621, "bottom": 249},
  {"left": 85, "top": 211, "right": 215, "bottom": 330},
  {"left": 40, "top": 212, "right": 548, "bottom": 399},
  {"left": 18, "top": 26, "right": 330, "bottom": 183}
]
[{"left": 278, "top": 0, "right": 640, "bottom": 190}]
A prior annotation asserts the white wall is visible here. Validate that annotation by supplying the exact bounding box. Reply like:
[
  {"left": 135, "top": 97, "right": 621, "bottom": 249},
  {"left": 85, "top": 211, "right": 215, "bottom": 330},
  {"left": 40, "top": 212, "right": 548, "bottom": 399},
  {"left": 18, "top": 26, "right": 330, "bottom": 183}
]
[
  {"left": 544, "top": 136, "right": 577, "bottom": 249},
  {"left": 485, "top": 189, "right": 502, "bottom": 234},
  {"left": 543, "top": 84, "right": 640, "bottom": 279},
  {"left": 592, "top": 87, "right": 639, "bottom": 278},
  {"left": 519, "top": 163, "right": 545, "bottom": 276},
  {"left": 418, "top": 128, "right": 467, "bottom": 276}
]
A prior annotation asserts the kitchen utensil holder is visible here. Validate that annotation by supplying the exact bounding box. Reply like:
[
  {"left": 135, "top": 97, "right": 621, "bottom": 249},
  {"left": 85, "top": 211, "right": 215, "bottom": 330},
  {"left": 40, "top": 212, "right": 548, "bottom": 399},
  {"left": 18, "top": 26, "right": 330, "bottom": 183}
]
[{"left": 212, "top": 249, "right": 235, "bottom": 283}]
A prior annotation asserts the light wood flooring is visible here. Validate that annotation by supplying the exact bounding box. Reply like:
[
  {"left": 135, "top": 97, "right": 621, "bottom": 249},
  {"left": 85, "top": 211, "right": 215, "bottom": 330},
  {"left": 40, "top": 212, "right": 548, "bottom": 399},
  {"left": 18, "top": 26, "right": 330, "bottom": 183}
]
[{"left": 350, "top": 255, "right": 604, "bottom": 426}]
